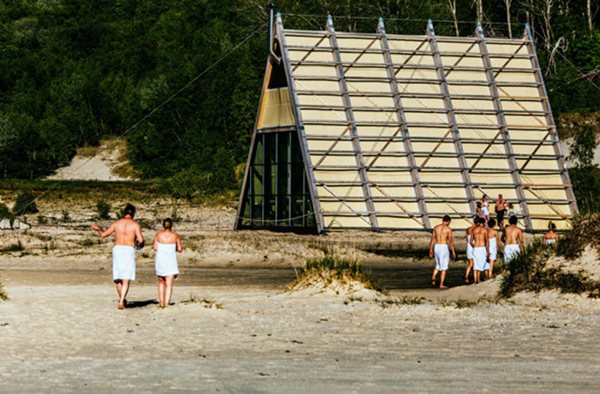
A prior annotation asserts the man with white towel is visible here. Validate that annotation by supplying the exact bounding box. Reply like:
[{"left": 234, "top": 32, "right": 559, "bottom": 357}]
[
  {"left": 470, "top": 217, "right": 489, "bottom": 284},
  {"left": 91, "top": 204, "right": 144, "bottom": 310},
  {"left": 429, "top": 215, "right": 456, "bottom": 289},
  {"left": 502, "top": 215, "right": 524, "bottom": 263}
]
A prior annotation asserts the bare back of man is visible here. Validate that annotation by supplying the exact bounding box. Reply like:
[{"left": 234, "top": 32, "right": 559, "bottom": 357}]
[
  {"left": 429, "top": 216, "right": 456, "bottom": 289},
  {"left": 91, "top": 204, "right": 143, "bottom": 309},
  {"left": 470, "top": 223, "right": 488, "bottom": 284},
  {"left": 502, "top": 216, "right": 523, "bottom": 263},
  {"left": 108, "top": 218, "right": 143, "bottom": 247},
  {"left": 503, "top": 225, "right": 523, "bottom": 247}
]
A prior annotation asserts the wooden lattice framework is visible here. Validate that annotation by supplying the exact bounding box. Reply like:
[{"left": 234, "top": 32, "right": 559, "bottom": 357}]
[{"left": 235, "top": 15, "right": 577, "bottom": 233}]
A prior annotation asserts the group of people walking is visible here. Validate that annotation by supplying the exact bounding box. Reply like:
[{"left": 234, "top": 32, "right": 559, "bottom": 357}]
[
  {"left": 429, "top": 194, "right": 558, "bottom": 289},
  {"left": 91, "top": 204, "right": 182, "bottom": 310},
  {"left": 91, "top": 200, "right": 558, "bottom": 308}
]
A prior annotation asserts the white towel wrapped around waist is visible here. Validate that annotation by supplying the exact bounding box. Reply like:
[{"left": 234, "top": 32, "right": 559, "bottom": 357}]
[
  {"left": 488, "top": 237, "right": 498, "bottom": 261},
  {"left": 466, "top": 235, "right": 474, "bottom": 259},
  {"left": 434, "top": 244, "right": 449, "bottom": 271},
  {"left": 156, "top": 242, "right": 179, "bottom": 277},
  {"left": 504, "top": 244, "right": 521, "bottom": 263},
  {"left": 473, "top": 247, "right": 487, "bottom": 271},
  {"left": 112, "top": 245, "right": 136, "bottom": 282}
]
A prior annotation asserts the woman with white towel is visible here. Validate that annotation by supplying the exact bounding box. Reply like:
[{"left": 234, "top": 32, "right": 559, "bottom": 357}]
[{"left": 153, "top": 218, "right": 183, "bottom": 308}]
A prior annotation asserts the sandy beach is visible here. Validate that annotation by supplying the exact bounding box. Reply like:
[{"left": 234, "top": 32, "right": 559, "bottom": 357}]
[{"left": 1, "top": 204, "right": 600, "bottom": 392}]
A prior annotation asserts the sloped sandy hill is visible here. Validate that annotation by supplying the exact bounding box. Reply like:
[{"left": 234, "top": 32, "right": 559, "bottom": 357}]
[{"left": 47, "top": 137, "right": 136, "bottom": 181}]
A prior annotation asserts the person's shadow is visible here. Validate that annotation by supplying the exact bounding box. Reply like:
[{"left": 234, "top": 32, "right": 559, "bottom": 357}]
[{"left": 126, "top": 300, "right": 159, "bottom": 308}]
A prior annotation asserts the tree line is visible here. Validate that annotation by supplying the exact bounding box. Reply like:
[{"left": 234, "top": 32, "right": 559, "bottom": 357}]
[{"left": 0, "top": 0, "right": 598, "bottom": 198}]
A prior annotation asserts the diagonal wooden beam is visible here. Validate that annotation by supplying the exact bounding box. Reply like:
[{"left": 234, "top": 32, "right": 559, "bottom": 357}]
[
  {"left": 394, "top": 40, "right": 429, "bottom": 76},
  {"left": 292, "top": 35, "right": 328, "bottom": 72},
  {"left": 320, "top": 184, "right": 371, "bottom": 226},
  {"left": 523, "top": 186, "right": 569, "bottom": 219},
  {"left": 469, "top": 129, "right": 504, "bottom": 169},
  {"left": 518, "top": 131, "right": 551, "bottom": 171},
  {"left": 492, "top": 42, "right": 527, "bottom": 79},
  {"left": 418, "top": 128, "right": 453, "bottom": 167},
  {"left": 343, "top": 38, "right": 378, "bottom": 74},
  {"left": 444, "top": 41, "right": 478, "bottom": 78},
  {"left": 372, "top": 184, "right": 424, "bottom": 226},
  {"left": 424, "top": 186, "right": 474, "bottom": 225},
  {"left": 313, "top": 125, "right": 352, "bottom": 167}
]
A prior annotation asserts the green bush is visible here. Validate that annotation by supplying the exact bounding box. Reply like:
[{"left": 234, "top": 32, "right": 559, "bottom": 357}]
[
  {"left": 13, "top": 190, "right": 38, "bottom": 216},
  {"left": 500, "top": 236, "right": 599, "bottom": 298},
  {"left": 0, "top": 203, "right": 10, "bottom": 219},
  {"left": 95, "top": 199, "right": 111, "bottom": 220}
]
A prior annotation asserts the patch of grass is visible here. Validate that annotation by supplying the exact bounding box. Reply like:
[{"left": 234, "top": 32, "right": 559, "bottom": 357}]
[
  {"left": 557, "top": 214, "right": 600, "bottom": 259},
  {"left": 290, "top": 254, "right": 387, "bottom": 294},
  {"left": 0, "top": 241, "right": 24, "bottom": 253},
  {"left": 0, "top": 278, "right": 9, "bottom": 301},
  {"left": 454, "top": 298, "right": 476, "bottom": 309},
  {"left": 379, "top": 295, "right": 423, "bottom": 307},
  {"left": 344, "top": 295, "right": 364, "bottom": 304},
  {"left": 500, "top": 237, "right": 600, "bottom": 298},
  {"left": 185, "top": 295, "right": 223, "bottom": 309}
]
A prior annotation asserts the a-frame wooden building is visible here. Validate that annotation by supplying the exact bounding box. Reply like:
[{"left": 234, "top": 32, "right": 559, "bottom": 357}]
[{"left": 235, "top": 14, "right": 577, "bottom": 234}]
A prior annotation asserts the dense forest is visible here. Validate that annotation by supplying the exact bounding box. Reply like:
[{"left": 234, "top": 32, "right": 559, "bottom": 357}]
[{"left": 0, "top": 0, "right": 599, "bottom": 200}]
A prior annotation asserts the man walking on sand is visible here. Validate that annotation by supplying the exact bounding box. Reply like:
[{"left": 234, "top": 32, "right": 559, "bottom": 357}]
[
  {"left": 465, "top": 218, "right": 477, "bottom": 284},
  {"left": 429, "top": 215, "right": 456, "bottom": 289},
  {"left": 502, "top": 215, "right": 523, "bottom": 263},
  {"left": 486, "top": 218, "right": 500, "bottom": 277},
  {"left": 470, "top": 217, "right": 489, "bottom": 284},
  {"left": 91, "top": 204, "right": 144, "bottom": 310}
]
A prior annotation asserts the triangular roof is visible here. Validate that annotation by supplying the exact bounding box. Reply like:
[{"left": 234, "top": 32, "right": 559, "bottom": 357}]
[{"left": 236, "top": 15, "right": 577, "bottom": 233}]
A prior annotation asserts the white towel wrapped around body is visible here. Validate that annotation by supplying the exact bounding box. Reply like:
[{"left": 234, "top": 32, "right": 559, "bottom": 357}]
[
  {"left": 155, "top": 242, "right": 179, "bottom": 278},
  {"left": 112, "top": 245, "right": 136, "bottom": 282}
]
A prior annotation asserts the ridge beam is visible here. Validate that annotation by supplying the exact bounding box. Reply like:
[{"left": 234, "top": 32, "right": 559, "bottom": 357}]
[
  {"left": 426, "top": 20, "right": 477, "bottom": 215},
  {"left": 378, "top": 18, "right": 431, "bottom": 230},
  {"left": 326, "top": 15, "right": 379, "bottom": 231},
  {"left": 523, "top": 24, "right": 578, "bottom": 216},
  {"left": 476, "top": 22, "right": 533, "bottom": 231}
]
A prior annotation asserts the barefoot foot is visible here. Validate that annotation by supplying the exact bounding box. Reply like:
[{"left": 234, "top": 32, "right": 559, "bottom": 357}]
[{"left": 118, "top": 303, "right": 126, "bottom": 310}]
